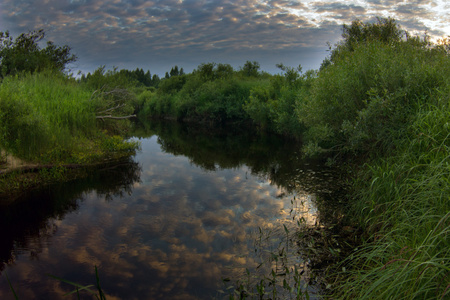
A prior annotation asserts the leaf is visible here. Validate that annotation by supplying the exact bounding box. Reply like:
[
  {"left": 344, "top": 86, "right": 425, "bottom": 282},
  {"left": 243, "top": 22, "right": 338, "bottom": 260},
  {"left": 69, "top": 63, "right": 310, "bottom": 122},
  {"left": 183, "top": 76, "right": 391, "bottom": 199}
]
[
  {"left": 4, "top": 272, "right": 19, "bottom": 300},
  {"left": 47, "top": 274, "right": 96, "bottom": 296}
]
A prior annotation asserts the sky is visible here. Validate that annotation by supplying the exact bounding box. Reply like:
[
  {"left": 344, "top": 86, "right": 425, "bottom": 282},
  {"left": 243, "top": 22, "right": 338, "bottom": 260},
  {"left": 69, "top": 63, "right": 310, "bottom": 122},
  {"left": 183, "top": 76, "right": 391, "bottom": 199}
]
[{"left": 0, "top": 0, "right": 449, "bottom": 76}]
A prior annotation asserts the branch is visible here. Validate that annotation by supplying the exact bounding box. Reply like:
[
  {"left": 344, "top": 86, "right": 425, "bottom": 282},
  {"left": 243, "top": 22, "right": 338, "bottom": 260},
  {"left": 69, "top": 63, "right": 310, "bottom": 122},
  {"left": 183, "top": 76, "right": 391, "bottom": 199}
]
[
  {"left": 96, "top": 114, "right": 136, "bottom": 120},
  {"left": 96, "top": 104, "right": 126, "bottom": 114}
]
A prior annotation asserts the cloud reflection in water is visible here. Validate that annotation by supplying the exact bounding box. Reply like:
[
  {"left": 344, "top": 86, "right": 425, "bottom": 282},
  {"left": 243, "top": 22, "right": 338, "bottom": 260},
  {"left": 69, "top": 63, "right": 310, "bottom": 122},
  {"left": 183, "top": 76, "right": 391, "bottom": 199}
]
[{"left": 0, "top": 125, "right": 342, "bottom": 299}]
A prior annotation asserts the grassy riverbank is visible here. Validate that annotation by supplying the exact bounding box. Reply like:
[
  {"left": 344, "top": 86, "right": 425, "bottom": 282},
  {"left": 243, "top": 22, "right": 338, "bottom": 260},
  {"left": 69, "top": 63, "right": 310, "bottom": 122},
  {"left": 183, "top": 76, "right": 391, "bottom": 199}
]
[
  {"left": 333, "top": 101, "right": 449, "bottom": 299},
  {"left": 0, "top": 71, "right": 139, "bottom": 199},
  {"left": 311, "top": 21, "right": 450, "bottom": 299}
]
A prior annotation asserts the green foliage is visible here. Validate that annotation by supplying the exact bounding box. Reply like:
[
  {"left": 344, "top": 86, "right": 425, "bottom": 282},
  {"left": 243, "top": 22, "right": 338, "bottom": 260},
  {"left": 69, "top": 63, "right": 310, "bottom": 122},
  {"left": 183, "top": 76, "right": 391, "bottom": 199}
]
[
  {"left": 243, "top": 64, "right": 311, "bottom": 136},
  {"left": 140, "top": 62, "right": 262, "bottom": 123},
  {"left": 309, "top": 18, "right": 450, "bottom": 300},
  {"left": 299, "top": 35, "right": 450, "bottom": 154},
  {"left": 327, "top": 17, "right": 403, "bottom": 65},
  {"left": 334, "top": 98, "right": 450, "bottom": 299},
  {"left": 0, "top": 29, "right": 76, "bottom": 77},
  {"left": 79, "top": 66, "right": 139, "bottom": 90},
  {"left": 78, "top": 66, "right": 140, "bottom": 124},
  {"left": 342, "top": 18, "right": 402, "bottom": 49},
  {"left": 0, "top": 71, "right": 138, "bottom": 163},
  {"left": 157, "top": 73, "right": 187, "bottom": 94},
  {"left": 0, "top": 71, "right": 95, "bottom": 160},
  {"left": 115, "top": 68, "right": 158, "bottom": 87},
  {"left": 138, "top": 60, "right": 310, "bottom": 134},
  {"left": 240, "top": 60, "right": 261, "bottom": 77},
  {"left": 243, "top": 85, "right": 277, "bottom": 129},
  {"left": 193, "top": 62, "right": 234, "bottom": 81}
]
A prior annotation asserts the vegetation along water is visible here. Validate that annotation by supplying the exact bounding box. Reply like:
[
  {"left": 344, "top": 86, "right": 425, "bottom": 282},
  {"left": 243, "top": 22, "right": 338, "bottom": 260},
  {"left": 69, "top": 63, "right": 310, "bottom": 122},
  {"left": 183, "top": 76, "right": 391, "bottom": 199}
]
[{"left": 0, "top": 17, "right": 449, "bottom": 299}]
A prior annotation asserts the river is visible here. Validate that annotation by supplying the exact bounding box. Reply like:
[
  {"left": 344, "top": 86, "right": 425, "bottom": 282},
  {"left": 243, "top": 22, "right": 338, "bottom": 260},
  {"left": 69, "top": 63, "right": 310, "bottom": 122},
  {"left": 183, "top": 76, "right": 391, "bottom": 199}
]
[{"left": 0, "top": 120, "right": 346, "bottom": 299}]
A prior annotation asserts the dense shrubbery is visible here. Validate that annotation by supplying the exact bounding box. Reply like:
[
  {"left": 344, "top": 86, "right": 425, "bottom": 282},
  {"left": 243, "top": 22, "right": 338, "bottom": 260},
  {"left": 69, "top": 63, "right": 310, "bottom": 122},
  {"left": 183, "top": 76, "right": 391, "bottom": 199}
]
[
  {"left": 139, "top": 61, "right": 313, "bottom": 137},
  {"left": 300, "top": 34, "right": 450, "bottom": 156},
  {"left": 139, "top": 62, "right": 270, "bottom": 123}
]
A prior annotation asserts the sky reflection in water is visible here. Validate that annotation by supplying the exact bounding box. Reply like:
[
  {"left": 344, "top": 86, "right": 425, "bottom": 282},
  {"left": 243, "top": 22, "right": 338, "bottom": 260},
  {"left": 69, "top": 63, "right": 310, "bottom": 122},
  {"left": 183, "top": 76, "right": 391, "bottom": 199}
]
[{"left": 0, "top": 124, "right": 340, "bottom": 299}]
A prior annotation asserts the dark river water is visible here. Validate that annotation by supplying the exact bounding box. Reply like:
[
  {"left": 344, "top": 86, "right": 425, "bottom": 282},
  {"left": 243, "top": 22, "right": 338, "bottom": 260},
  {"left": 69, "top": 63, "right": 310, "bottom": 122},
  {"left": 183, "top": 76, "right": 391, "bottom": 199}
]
[{"left": 0, "top": 120, "right": 346, "bottom": 299}]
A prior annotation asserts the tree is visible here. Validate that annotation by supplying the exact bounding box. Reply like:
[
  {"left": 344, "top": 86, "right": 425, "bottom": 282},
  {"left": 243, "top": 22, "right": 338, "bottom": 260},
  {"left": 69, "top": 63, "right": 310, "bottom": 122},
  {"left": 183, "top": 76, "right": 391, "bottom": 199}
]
[
  {"left": 342, "top": 17, "right": 402, "bottom": 49},
  {"left": 170, "top": 65, "right": 179, "bottom": 77},
  {"left": 325, "top": 17, "right": 404, "bottom": 66},
  {"left": 0, "top": 29, "right": 77, "bottom": 77},
  {"left": 241, "top": 61, "right": 260, "bottom": 77}
]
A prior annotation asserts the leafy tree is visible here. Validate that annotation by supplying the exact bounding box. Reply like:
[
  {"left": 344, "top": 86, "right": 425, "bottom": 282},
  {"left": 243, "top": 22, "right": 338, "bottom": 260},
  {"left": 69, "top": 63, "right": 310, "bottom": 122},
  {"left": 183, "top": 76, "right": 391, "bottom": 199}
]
[
  {"left": 170, "top": 65, "right": 179, "bottom": 77},
  {"left": 151, "top": 74, "right": 161, "bottom": 87},
  {"left": 216, "top": 63, "right": 233, "bottom": 78},
  {"left": 323, "top": 17, "right": 403, "bottom": 67},
  {"left": 0, "top": 29, "right": 77, "bottom": 77},
  {"left": 196, "top": 62, "right": 216, "bottom": 80},
  {"left": 275, "top": 63, "right": 303, "bottom": 86},
  {"left": 241, "top": 61, "right": 260, "bottom": 77},
  {"left": 341, "top": 17, "right": 402, "bottom": 48},
  {"left": 194, "top": 63, "right": 234, "bottom": 81}
]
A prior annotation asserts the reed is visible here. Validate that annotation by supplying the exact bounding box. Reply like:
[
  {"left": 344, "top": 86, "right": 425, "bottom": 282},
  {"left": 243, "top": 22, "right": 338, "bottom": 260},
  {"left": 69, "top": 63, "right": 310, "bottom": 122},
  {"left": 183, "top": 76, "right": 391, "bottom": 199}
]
[
  {"left": 331, "top": 99, "right": 450, "bottom": 299},
  {"left": 0, "top": 71, "right": 138, "bottom": 164}
]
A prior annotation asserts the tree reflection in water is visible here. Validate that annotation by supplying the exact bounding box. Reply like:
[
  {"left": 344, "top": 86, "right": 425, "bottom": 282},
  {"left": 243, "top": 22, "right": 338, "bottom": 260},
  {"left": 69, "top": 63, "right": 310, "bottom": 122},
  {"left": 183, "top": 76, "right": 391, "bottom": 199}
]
[{"left": 0, "top": 120, "right": 347, "bottom": 299}]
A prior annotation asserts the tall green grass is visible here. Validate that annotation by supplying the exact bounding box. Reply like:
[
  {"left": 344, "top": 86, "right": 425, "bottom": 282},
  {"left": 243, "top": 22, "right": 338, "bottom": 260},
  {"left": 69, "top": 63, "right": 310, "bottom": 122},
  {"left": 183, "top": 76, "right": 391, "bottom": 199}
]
[
  {"left": 332, "top": 94, "right": 450, "bottom": 299},
  {"left": 0, "top": 71, "right": 138, "bottom": 164},
  {"left": 0, "top": 71, "right": 95, "bottom": 160}
]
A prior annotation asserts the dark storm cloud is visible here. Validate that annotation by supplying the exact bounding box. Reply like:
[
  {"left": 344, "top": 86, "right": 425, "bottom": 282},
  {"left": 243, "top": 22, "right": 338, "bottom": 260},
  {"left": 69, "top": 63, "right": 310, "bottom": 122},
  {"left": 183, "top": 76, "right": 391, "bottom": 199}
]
[{"left": 0, "top": 0, "right": 447, "bottom": 74}]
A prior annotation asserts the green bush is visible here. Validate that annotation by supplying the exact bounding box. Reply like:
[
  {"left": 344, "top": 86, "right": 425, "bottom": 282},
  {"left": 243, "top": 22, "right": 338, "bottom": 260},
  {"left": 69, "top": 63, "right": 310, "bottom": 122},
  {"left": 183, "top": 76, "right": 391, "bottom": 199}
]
[
  {"left": 140, "top": 64, "right": 261, "bottom": 123},
  {"left": 299, "top": 38, "right": 450, "bottom": 154},
  {"left": 243, "top": 85, "right": 276, "bottom": 129}
]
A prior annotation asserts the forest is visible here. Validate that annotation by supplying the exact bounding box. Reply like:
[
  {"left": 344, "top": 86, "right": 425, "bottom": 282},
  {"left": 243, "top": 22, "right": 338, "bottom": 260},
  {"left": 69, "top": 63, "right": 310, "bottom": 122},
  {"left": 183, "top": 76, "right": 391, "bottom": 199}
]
[{"left": 0, "top": 18, "right": 449, "bottom": 299}]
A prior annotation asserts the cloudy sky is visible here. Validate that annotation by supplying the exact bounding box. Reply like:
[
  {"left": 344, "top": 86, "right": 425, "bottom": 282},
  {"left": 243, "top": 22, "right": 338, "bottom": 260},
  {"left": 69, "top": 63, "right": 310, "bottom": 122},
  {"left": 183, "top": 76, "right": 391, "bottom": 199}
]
[{"left": 0, "top": 0, "right": 449, "bottom": 76}]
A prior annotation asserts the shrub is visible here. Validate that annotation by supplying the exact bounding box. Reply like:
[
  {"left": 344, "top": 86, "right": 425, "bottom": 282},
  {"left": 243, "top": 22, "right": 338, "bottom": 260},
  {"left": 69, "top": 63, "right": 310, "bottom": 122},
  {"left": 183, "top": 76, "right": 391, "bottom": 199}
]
[{"left": 299, "top": 38, "right": 450, "bottom": 154}]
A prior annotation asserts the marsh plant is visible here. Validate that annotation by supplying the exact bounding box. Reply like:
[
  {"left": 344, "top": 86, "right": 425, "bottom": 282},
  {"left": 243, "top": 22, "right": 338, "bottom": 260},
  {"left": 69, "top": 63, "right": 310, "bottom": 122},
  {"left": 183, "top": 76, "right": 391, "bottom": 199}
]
[
  {"left": 3, "top": 266, "right": 107, "bottom": 300},
  {"left": 0, "top": 71, "right": 139, "bottom": 164},
  {"left": 219, "top": 197, "right": 322, "bottom": 299}
]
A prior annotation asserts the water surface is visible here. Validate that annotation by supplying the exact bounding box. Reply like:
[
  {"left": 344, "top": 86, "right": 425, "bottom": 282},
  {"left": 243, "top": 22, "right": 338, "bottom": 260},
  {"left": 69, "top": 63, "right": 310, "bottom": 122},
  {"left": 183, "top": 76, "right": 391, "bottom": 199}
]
[{"left": 0, "top": 121, "right": 345, "bottom": 299}]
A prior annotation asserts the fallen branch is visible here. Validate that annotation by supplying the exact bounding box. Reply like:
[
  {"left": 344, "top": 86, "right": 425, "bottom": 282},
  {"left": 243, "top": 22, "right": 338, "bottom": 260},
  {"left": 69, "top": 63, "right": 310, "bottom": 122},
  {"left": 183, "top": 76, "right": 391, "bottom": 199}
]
[
  {"left": 96, "top": 114, "right": 136, "bottom": 120},
  {"left": 96, "top": 104, "right": 126, "bottom": 114}
]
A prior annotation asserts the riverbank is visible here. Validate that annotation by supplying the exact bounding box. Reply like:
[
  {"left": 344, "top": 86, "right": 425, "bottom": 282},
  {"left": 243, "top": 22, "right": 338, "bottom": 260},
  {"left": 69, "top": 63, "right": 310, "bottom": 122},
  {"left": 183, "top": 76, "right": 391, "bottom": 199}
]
[
  {"left": 0, "top": 146, "right": 139, "bottom": 205},
  {"left": 326, "top": 102, "right": 450, "bottom": 299},
  {"left": 0, "top": 71, "right": 140, "bottom": 205}
]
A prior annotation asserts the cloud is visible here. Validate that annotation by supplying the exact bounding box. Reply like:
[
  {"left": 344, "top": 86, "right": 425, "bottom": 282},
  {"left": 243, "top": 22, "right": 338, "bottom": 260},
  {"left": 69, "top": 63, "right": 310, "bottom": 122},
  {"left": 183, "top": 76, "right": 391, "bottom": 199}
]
[{"left": 0, "top": 0, "right": 448, "bottom": 74}]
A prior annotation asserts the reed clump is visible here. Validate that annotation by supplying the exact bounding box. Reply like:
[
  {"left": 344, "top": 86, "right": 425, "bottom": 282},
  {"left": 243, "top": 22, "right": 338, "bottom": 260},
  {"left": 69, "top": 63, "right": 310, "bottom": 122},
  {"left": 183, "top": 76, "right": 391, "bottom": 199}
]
[
  {"left": 0, "top": 71, "right": 139, "bottom": 199},
  {"left": 0, "top": 71, "right": 138, "bottom": 164}
]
